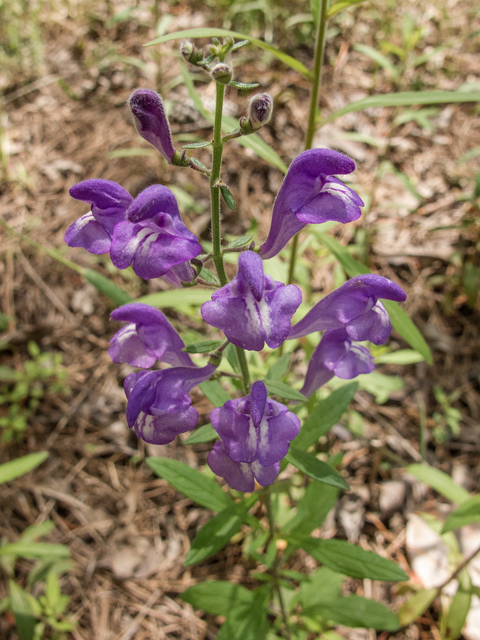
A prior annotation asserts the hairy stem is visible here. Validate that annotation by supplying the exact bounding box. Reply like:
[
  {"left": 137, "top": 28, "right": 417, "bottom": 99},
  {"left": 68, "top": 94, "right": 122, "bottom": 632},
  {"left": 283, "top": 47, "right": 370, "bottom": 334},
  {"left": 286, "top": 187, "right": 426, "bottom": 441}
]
[
  {"left": 266, "top": 493, "right": 291, "bottom": 640},
  {"left": 210, "top": 81, "right": 228, "bottom": 287},
  {"left": 287, "top": 0, "right": 328, "bottom": 286},
  {"left": 209, "top": 75, "right": 251, "bottom": 394}
]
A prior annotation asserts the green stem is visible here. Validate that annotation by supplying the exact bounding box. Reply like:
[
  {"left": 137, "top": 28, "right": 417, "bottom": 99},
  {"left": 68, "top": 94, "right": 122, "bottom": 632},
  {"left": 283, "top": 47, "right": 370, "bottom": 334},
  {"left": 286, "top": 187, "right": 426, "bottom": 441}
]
[
  {"left": 209, "top": 77, "right": 251, "bottom": 394},
  {"left": 235, "top": 346, "right": 251, "bottom": 394},
  {"left": 210, "top": 82, "right": 228, "bottom": 287},
  {"left": 287, "top": 0, "right": 328, "bottom": 286},
  {"left": 265, "top": 492, "right": 291, "bottom": 640}
]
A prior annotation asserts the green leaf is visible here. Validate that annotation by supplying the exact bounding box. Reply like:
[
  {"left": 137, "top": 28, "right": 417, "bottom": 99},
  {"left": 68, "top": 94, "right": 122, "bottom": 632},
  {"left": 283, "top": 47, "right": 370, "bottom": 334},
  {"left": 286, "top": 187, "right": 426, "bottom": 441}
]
[
  {"left": 317, "top": 233, "right": 432, "bottom": 364},
  {"left": 354, "top": 44, "right": 400, "bottom": 79},
  {"left": 8, "top": 581, "right": 38, "bottom": 640},
  {"left": 136, "top": 288, "right": 212, "bottom": 309},
  {"left": 216, "top": 592, "right": 269, "bottom": 640},
  {"left": 397, "top": 588, "right": 438, "bottom": 626},
  {"left": 291, "top": 537, "right": 408, "bottom": 581},
  {"left": 182, "top": 141, "right": 211, "bottom": 149},
  {"left": 282, "top": 482, "right": 338, "bottom": 536},
  {"left": 0, "top": 365, "right": 19, "bottom": 382},
  {"left": 292, "top": 382, "right": 357, "bottom": 451},
  {"left": 183, "top": 340, "right": 223, "bottom": 354},
  {"left": 198, "top": 266, "right": 220, "bottom": 285},
  {"left": 225, "top": 343, "right": 241, "bottom": 373},
  {"left": 382, "top": 300, "right": 432, "bottom": 365},
  {"left": 227, "top": 234, "right": 253, "bottom": 249},
  {"left": 184, "top": 502, "right": 247, "bottom": 565},
  {"left": 265, "top": 352, "right": 291, "bottom": 381},
  {"left": 181, "top": 580, "right": 254, "bottom": 616},
  {"left": 306, "top": 595, "right": 400, "bottom": 630},
  {"left": 326, "top": 0, "right": 368, "bottom": 19},
  {"left": 107, "top": 147, "right": 155, "bottom": 158},
  {"left": 264, "top": 380, "right": 306, "bottom": 402},
  {"left": 299, "top": 567, "right": 345, "bottom": 609},
  {"left": 0, "top": 543, "right": 70, "bottom": 559},
  {"left": 82, "top": 269, "right": 132, "bottom": 306},
  {"left": 0, "top": 452, "right": 49, "bottom": 484},
  {"left": 184, "top": 423, "right": 218, "bottom": 445},
  {"left": 374, "top": 349, "right": 425, "bottom": 365},
  {"left": 310, "top": 0, "right": 320, "bottom": 24},
  {"left": 322, "top": 90, "right": 480, "bottom": 126},
  {"left": 199, "top": 380, "right": 230, "bottom": 407},
  {"left": 445, "top": 576, "right": 472, "bottom": 640},
  {"left": 146, "top": 28, "right": 310, "bottom": 77},
  {"left": 220, "top": 186, "right": 236, "bottom": 211},
  {"left": 286, "top": 449, "right": 349, "bottom": 490},
  {"left": 230, "top": 81, "right": 260, "bottom": 90},
  {"left": 146, "top": 458, "right": 230, "bottom": 512},
  {"left": 407, "top": 464, "right": 471, "bottom": 504},
  {"left": 442, "top": 494, "right": 480, "bottom": 533}
]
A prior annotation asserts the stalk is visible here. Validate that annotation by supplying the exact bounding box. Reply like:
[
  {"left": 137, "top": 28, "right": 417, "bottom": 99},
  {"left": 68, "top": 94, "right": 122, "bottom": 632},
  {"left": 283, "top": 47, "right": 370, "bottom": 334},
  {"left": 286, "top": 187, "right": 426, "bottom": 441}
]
[
  {"left": 209, "top": 73, "right": 251, "bottom": 393},
  {"left": 287, "top": 0, "right": 328, "bottom": 285}
]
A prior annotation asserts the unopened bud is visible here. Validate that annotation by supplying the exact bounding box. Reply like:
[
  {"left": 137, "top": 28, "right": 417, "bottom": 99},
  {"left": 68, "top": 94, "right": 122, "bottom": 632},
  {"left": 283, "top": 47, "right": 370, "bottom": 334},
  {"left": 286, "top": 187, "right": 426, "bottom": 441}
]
[
  {"left": 181, "top": 40, "right": 204, "bottom": 66},
  {"left": 128, "top": 89, "right": 175, "bottom": 163},
  {"left": 210, "top": 63, "right": 233, "bottom": 85},
  {"left": 248, "top": 93, "right": 273, "bottom": 130}
]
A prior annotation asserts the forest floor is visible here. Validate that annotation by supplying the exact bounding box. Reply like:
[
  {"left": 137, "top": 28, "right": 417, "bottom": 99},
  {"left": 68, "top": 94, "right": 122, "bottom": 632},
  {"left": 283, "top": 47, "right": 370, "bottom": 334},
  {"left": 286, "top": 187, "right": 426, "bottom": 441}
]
[{"left": 1, "top": 0, "right": 480, "bottom": 638}]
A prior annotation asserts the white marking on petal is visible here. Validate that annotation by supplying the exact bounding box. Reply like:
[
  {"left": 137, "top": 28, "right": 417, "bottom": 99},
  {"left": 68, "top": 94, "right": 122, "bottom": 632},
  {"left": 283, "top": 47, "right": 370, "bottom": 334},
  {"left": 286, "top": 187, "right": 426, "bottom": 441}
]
[
  {"left": 74, "top": 212, "right": 95, "bottom": 231},
  {"left": 372, "top": 301, "right": 389, "bottom": 326},
  {"left": 137, "top": 412, "right": 156, "bottom": 440},
  {"left": 257, "top": 415, "right": 270, "bottom": 459},
  {"left": 257, "top": 297, "right": 271, "bottom": 334},
  {"left": 124, "top": 227, "right": 152, "bottom": 256},
  {"left": 115, "top": 324, "right": 137, "bottom": 345},
  {"left": 350, "top": 344, "right": 372, "bottom": 365},
  {"left": 247, "top": 417, "right": 258, "bottom": 457},
  {"left": 137, "top": 232, "right": 160, "bottom": 256},
  {"left": 244, "top": 295, "right": 262, "bottom": 334},
  {"left": 321, "top": 181, "right": 356, "bottom": 206}
]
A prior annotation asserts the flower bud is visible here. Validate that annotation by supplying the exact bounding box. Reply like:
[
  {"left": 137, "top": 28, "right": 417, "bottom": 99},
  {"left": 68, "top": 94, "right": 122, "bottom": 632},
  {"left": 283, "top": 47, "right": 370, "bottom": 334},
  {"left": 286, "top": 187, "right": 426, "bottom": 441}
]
[
  {"left": 210, "top": 63, "right": 233, "bottom": 85},
  {"left": 180, "top": 40, "right": 204, "bottom": 66},
  {"left": 128, "top": 89, "right": 176, "bottom": 163},
  {"left": 248, "top": 93, "right": 273, "bottom": 130}
]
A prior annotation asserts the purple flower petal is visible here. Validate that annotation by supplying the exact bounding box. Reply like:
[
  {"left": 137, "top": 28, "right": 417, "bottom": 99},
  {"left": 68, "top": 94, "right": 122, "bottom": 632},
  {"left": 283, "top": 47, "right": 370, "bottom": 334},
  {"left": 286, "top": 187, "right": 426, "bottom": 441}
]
[
  {"left": 207, "top": 440, "right": 281, "bottom": 492},
  {"left": 69, "top": 179, "right": 132, "bottom": 234},
  {"left": 64, "top": 213, "right": 112, "bottom": 254},
  {"left": 259, "top": 149, "right": 363, "bottom": 259},
  {"left": 210, "top": 380, "right": 300, "bottom": 469},
  {"left": 125, "top": 364, "right": 216, "bottom": 444},
  {"left": 201, "top": 251, "right": 302, "bottom": 351},
  {"left": 289, "top": 274, "right": 406, "bottom": 343},
  {"left": 126, "top": 184, "right": 180, "bottom": 223},
  {"left": 300, "top": 328, "right": 374, "bottom": 397},
  {"left": 109, "top": 303, "right": 193, "bottom": 368},
  {"left": 208, "top": 441, "right": 256, "bottom": 492},
  {"left": 128, "top": 89, "right": 176, "bottom": 163}
]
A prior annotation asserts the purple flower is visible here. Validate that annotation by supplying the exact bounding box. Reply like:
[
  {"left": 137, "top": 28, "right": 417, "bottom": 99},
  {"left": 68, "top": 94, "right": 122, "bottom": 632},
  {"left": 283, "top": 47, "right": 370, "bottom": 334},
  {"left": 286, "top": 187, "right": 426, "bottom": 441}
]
[
  {"left": 66, "top": 179, "right": 133, "bottom": 254},
  {"left": 110, "top": 185, "right": 202, "bottom": 280},
  {"left": 210, "top": 380, "right": 300, "bottom": 467},
  {"left": 289, "top": 274, "right": 406, "bottom": 344},
  {"left": 124, "top": 363, "right": 216, "bottom": 445},
  {"left": 128, "top": 89, "right": 176, "bottom": 163},
  {"left": 208, "top": 440, "right": 280, "bottom": 493},
  {"left": 109, "top": 303, "right": 194, "bottom": 368},
  {"left": 301, "top": 328, "right": 374, "bottom": 397},
  {"left": 259, "top": 149, "right": 364, "bottom": 259},
  {"left": 201, "top": 251, "right": 302, "bottom": 351}
]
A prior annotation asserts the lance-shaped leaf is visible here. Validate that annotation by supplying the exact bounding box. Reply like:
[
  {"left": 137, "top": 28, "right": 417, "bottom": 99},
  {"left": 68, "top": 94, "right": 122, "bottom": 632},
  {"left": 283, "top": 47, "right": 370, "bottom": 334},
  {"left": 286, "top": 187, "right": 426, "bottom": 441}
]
[
  {"left": 289, "top": 536, "right": 408, "bottom": 581},
  {"left": 146, "top": 458, "right": 231, "bottom": 512},
  {"left": 305, "top": 595, "right": 400, "bottom": 631},
  {"left": 286, "top": 449, "right": 349, "bottom": 490}
]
